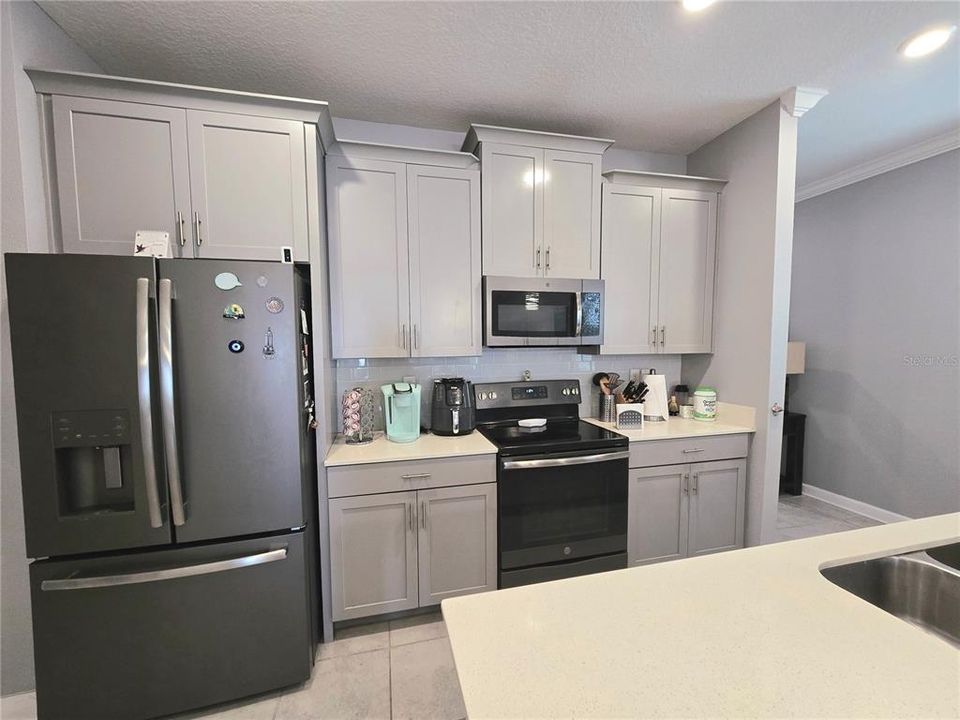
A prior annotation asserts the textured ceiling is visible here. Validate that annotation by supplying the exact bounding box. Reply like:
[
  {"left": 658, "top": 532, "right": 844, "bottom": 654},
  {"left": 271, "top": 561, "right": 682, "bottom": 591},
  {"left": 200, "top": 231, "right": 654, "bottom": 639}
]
[{"left": 38, "top": 1, "right": 960, "bottom": 184}]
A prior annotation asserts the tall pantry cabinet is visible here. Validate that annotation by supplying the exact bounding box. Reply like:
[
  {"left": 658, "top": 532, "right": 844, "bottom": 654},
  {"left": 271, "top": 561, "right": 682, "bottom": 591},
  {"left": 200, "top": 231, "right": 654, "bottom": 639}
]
[{"left": 29, "top": 69, "right": 333, "bottom": 262}]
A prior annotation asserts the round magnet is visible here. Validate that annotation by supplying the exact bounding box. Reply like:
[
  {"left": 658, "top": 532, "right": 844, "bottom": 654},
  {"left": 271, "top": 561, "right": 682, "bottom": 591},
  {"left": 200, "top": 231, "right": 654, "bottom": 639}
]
[
  {"left": 265, "top": 296, "right": 285, "bottom": 314},
  {"left": 228, "top": 339, "right": 245, "bottom": 353},
  {"left": 256, "top": 275, "right": 269, "bottom": 288},
  {"left": 214, "top": 272, "right": 242, "bottom": 291}
]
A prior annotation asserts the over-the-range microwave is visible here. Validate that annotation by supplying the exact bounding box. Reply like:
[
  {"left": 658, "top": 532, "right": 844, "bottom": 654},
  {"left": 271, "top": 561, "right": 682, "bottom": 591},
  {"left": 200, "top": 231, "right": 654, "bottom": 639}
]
[{"left": 483, "top": 276, "right": 604, "bottom": 347}]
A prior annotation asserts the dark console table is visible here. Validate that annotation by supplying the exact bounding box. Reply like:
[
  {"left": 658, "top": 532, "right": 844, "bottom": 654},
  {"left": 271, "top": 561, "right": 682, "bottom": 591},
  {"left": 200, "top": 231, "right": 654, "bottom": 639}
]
[{"left": 779, "top": 411, "right": 806, "bottom": 496}]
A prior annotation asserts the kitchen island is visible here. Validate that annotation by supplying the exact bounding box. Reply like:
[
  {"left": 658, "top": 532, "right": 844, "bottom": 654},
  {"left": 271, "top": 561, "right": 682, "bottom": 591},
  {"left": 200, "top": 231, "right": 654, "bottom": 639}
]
[{"left": 442, "top": 514, "right": 960, "bottom": 719}]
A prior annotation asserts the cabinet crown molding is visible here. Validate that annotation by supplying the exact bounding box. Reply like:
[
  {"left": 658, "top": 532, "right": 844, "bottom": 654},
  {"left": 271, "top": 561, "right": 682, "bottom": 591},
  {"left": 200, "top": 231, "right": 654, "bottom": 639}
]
[
  {"left": 25, "top": 68, "right": 336, "bottom": 150},
  {"left": 462, "top": 123, "right": 614, "bottom": 155},
  {"left": 602, "top": 170, "right": 728, "bottom": 193},
  {"left": 326, "top": 139, "right": 479, "bottom": 168}
]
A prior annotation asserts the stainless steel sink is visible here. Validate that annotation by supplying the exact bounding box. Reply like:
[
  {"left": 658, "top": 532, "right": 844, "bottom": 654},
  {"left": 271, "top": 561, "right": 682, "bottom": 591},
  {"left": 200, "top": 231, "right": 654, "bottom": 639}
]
[{"left": 821, "top": 542, "right": 960, "bottom": 648}]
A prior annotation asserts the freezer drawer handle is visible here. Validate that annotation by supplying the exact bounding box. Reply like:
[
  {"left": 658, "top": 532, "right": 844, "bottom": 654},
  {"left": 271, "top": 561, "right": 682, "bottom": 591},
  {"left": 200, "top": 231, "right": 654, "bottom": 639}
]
[
  {"left": 137, "top": 277, "right": 164, "bottom": 529},
  {"left": 40, "top": 548, "right": 288, "bottom": 591},
  {"left": 502, "top": 450, "right": 630, "bottom": 470},
  {"left": 159, "top": 279, "right": 186, "bottom": 527}
]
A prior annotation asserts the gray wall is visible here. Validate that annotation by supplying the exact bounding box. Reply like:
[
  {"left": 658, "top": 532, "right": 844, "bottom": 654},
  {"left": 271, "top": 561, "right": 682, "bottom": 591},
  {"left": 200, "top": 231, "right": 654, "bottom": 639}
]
[
  {"left": 1, "top": 0, "right": 102, "bottom": 695},
  {"left": 683, "top": 101, "right": 799, "bottom": 546},
  {"left": 789, "top": 150, "right": 960, "bottom": 518}
]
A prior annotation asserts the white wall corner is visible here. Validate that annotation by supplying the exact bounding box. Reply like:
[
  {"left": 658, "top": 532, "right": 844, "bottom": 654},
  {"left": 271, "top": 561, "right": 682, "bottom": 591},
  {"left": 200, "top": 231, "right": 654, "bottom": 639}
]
[{"left": 780, "top": 87, "right": 828, "bottom": 119}]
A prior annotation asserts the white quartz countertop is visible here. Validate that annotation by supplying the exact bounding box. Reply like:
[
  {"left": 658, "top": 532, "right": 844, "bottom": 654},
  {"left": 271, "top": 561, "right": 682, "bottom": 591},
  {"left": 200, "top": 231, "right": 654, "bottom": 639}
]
[
  {"left": 442, "top": 514, "right": 960, "bottom": 719},
  {"left": 585, "top": 415, "right": 754, "bottom": 441},
  {"left": 323, "top": 430, "right": 497, "bottom": 467}
]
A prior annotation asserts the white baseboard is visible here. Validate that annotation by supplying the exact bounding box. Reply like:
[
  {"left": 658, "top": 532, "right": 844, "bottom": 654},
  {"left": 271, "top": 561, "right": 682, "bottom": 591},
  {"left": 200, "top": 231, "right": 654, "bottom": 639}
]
[{"left": 802, "top": 484, "right": 911, "bottom": 524}]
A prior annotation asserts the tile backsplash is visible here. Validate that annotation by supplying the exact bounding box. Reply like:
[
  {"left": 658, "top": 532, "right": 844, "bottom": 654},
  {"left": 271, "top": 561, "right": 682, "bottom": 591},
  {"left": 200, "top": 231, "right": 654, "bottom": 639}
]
[{"left": 334, "top": 349, "right": 681, "bottom": 431}]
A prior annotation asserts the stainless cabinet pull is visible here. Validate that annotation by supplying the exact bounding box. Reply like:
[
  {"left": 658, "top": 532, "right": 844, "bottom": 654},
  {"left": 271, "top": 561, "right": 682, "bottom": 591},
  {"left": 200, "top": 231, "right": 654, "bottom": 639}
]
[
  {"left": 193, "top": 212, "right": 202, "bottom": 247},
  {"left": 407, "top": 503, "right": 413, "bottom": 531},
  {"left": 536, "top": 247, "right": 541, "bottom": 269},
  {"left": 400, "top": 324, "right": 407, "bottom": 350},
  {"left": 176, "top": 211, "right": 185, "bottom": 247},
  {"left": 136, "top": 278, "right": 163, "bottom": 529},
  {"left": 545, "top": 246, "right": 551, "bottom": 270},
  {"left": 682, "top": 448, "right": 705, "bottom": 454},
  {"left": 420, "top": 500, "right": 426, "bottom": 529},
  {"left": 651, "top": 326, "right": 657, "bottom": 346},
  {"left": 683, "top": 473, "right": 690, "bottom": 495},
  {"left": 660, "top": 325, "right": 666, "bottom": 346},
  {"left": 158, "top": 279, "right": 185, "bottom": 527},
  {"left": 413, "top": 324, "right": 419, "bottom": 350},
  {"left": 401, "top": 473, "right": 431, "bottom": 480},
  {"left": 41, "top": 548, "right": 286, "bottom": 591},
  {"left": 692, "top": 473, "right": 699, "bottom": 495}
]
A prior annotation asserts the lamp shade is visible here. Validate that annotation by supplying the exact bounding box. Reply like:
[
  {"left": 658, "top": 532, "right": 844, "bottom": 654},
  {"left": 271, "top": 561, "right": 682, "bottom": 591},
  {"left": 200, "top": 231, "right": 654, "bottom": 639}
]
[{"left": 786, "top": 341, "right": 806, "bottom": 375}]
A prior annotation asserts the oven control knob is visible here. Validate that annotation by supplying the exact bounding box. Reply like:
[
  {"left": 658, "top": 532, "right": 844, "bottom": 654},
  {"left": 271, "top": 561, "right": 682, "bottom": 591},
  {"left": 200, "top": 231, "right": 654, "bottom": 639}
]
[
  {"left": 572, "top": 387, "right": 579, "bottom": 395},
  {"left": 490, "top": 392, "right": 498, "bottom": 400},
  {"left": 478, "top": 392, "right": 487, "bottom": 400},
  {"left": 563, "top": 545, "right": 572, "bottom": 556}
]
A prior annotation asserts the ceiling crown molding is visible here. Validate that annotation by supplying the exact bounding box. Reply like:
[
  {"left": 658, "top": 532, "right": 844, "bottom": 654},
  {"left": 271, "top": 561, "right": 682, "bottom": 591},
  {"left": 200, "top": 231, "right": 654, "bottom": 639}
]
[
  {"left": 796, "top": 128, "right": 960, "bottom": 202},
  {"left": 780, "top": 86, "right": 829, "bottom": 118}
]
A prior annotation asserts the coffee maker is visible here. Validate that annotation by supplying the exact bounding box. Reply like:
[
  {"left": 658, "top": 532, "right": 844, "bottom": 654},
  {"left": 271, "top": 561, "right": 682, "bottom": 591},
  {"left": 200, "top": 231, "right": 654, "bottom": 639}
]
[
  {"left": 381, "top": 382, "right": 421, "bottom": 443},
  {"left": 431, "top": 378, "right": 476, "bottom": 436}
]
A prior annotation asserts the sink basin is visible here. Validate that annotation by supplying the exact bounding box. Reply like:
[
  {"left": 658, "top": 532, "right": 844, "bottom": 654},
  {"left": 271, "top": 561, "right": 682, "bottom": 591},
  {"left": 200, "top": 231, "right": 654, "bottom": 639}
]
[{"left": 821, "top": 543, "right": 960, "bottom": 648}]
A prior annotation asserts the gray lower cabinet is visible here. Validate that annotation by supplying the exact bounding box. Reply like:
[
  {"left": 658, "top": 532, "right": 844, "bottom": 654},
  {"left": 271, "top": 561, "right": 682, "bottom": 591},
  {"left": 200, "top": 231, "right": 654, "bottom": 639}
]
[
  {"left": 329, "top": 483, "right": 496, "bottom": 621},
  {"left": 628, "top": 458, "right": 745, "bottom": 566}
]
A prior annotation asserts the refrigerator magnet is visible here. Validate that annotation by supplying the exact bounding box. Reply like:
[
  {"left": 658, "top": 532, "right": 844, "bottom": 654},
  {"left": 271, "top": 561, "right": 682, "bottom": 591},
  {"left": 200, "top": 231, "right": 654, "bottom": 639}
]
[
  {"left": 214, "top": 272, "right": 242, "bottom": 290},
  {"left": 222, "top": 303, "right": 245, "bottom": 320}
]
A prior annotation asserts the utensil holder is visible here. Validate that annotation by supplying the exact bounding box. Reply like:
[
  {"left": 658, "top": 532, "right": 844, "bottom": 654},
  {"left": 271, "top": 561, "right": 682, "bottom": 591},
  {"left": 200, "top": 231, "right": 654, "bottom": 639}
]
[{"left": 599, "top": 394, "right": 616, "bottom": 423}]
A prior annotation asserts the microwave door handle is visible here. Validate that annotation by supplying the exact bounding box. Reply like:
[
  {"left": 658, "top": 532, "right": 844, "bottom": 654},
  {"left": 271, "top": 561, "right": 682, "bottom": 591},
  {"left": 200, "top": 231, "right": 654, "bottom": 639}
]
[{"left": 575, "top": 292, "right": 583, "bottom": 338}]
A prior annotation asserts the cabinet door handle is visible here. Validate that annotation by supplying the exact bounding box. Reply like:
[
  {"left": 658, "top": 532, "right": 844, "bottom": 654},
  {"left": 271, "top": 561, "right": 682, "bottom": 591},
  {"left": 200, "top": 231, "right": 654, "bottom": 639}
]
[
  {"left": 176, "top": 211, "right": 185, "bottom": 247},
  {"left": 420, "top": 500, "right": 427, "bottom": 529},
  {"left": 660, "top": 325, "right": 666, "bottom": 346},
  {"left": 401, "top": 473, "right": 431, "bottom": 480},
  {"left": 413, "top": 324, "right": 419, "bottom": 350},
  {"left": 536, "top": 247, "right": 541, "bottom": 269},
  {"left": 193, "top": 212, "right": 202, "bottom": 247},
  {"left": 682, "top": 448, "right": 705, "bottom": 454},
  {"left": 683, "top": 473, "right": 689, "bottom": 495},
  {"left": 545, "top": 246, "right": 551, "bottom": 270},
  {"left": 407, "top": 503, "right": 413, "bottom": 532},
  {"left": 692, "top": 473, "right": 699, "bottom": 495},
  {"left": 651, "top": 327, "right": 658, "bottom": 346},
  {"left": 400, "top": 324, "right": 407, "bottom": 350}
]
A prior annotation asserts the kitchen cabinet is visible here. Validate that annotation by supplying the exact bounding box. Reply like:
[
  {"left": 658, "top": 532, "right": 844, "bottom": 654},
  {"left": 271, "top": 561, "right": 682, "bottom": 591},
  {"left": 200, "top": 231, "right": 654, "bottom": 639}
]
[
  {"left": 628, "top": 458, "right": 745, "bottom": 566},
  {"left": 31, "top": 70, "right": 332, "bottom": 262},
  {"left": 186, "top": 112, "right": 308, "bottom": 261},
  {"left": 600, "top": 171, "right": 725, "bottom": 354},
  {"left": 326, "top": 142, "right": 481, "bottom": 358},
  {"left": 463, "top": 125, "right": 611, "bottom": 279},
  {"left": 329, "top": 491, "right": 419, "bottom": 621},
  {"left": 328, "top": 482, "right": 497, "bottom": 621}
]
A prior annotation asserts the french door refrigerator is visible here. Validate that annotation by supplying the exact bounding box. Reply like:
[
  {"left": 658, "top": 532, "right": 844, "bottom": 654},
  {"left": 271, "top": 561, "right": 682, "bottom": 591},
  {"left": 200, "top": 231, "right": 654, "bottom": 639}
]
[{"left": 5, "top": 254, "right": 319, "bottom": 720}]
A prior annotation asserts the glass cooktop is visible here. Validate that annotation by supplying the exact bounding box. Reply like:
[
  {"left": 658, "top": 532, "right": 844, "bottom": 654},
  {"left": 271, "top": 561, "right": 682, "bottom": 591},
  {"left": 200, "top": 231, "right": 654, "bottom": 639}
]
[{"left": 478, "top": 419, "right": 627, "bottom": 457}]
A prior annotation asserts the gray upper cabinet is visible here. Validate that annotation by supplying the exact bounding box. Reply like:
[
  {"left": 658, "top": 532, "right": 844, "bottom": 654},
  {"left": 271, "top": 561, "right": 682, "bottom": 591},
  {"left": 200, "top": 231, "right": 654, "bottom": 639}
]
[
  {"left": 600, "top": 171, "right": 726, "bottom": 355},
  {"left": 30, "top": 69, "right": 334, "bottom": 262},
  {"left": 417, "top": 483, "right": 496, "bottom": 606},
  {"left": 463, "top": 125, "right": 612, "bottom": 279},
  {"left": 326, "top": 142, "right": 481, "bottom": 359},
  {"left": 186, "top": 112, "right": 309, "bottom": 262},
  {"left": 52, "top": 96, "right": 193, "bottom": 257}
]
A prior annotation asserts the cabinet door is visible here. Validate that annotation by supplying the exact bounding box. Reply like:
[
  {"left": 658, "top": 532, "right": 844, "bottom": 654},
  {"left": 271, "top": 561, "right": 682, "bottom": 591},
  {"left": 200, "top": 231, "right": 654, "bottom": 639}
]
[
  {"left": 542, "top": 149, "right": 601, "bottom": 279},
  {"left": 480, "top": 143, "right": 543, "bottom": 277},
  {"left": 186, "top": 111, "right": 308, "bottom": 261},
  {"left": 658, "top": 189, "right": 718, "bottom": 353},
  {"left": 627, "top": 466, "right": 689, "bottom": 566},
  {"left": 688, "top": 459, "right": 746, "bottom": 557},
  {"left": 327, "top": 157, "right": 410, "bottom": 358},
  {"left": 52, "top": 96, "right": 191, "bottom": 256},
  {"left": 599, "top": 183, "right": 661, "bottom": 354},
  {"left": 407, "top": 165, "right": 482, "bottom": 356},
  {"left": 329, "top": 492, "right": 418, "bottom": 621},
  {"left": 417, "top": 483, "right": 497, "bottom": 606}
]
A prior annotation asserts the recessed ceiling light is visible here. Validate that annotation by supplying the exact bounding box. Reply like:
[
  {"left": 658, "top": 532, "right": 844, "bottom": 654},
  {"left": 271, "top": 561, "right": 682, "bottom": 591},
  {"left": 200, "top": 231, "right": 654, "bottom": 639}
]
[
  {"left": 899, "top": 25, "right": 956, "bottom": 58},
  {"left": 682, "top": 0, "right": 717, "bottom": 12}
]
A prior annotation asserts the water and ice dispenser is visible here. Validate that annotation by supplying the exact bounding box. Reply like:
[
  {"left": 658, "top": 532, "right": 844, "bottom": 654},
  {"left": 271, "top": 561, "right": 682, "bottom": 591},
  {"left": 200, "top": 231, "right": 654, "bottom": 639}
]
[{"left": 53, "top": 409, "right": 134, "bottom": 516}]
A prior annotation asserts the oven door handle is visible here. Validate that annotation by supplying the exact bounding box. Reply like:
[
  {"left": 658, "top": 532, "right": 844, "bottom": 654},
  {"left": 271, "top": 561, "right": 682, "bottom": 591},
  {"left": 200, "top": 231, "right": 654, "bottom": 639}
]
[{"left": 502, "top": 450, "right": 629, "bottom": 470}]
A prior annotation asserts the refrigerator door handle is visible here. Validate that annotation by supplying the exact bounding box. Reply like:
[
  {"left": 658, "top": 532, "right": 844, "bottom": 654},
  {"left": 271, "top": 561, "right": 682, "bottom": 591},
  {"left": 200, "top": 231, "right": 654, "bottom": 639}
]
[
  {"left": 40, "top": 548, "right": 288, "bottom": 591},
  {"left": 137, "top": 277, "right": 164, "bottom": 529},
  {"left": 158, "top": 279, "right": 186, "bottom": 527}
]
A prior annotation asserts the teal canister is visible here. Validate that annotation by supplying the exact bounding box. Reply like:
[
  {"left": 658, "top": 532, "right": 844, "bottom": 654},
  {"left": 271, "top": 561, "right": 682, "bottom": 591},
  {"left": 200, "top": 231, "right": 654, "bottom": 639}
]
[
  {"left": 692, "top": 387, "right": 717, "bottom": 422},
  {"left": 381, "top": 382, "right": 421, "bottom": 443}
]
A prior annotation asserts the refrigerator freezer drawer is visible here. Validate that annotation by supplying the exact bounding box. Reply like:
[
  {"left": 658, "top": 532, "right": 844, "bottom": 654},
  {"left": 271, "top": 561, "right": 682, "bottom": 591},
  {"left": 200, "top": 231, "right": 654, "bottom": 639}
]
[{"left": 30, "top": 532, "right": 311, "bottom": 720}]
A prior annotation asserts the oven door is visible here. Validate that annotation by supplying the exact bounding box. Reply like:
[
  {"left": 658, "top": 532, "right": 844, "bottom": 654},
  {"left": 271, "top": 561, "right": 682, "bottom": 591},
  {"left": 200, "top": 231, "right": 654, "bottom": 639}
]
[
  {"left": 498, "top": 449, "right": 629, "bottom": 570},
  {"left": 484, "top": 276, "right": 583, "bottom": 346}
]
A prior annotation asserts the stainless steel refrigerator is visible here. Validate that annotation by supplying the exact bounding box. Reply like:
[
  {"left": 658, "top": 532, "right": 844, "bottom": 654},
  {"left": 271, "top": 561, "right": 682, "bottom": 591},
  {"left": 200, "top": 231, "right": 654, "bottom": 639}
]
[{"left": 6, "top": 254, "right": 320, "bottom": 720}]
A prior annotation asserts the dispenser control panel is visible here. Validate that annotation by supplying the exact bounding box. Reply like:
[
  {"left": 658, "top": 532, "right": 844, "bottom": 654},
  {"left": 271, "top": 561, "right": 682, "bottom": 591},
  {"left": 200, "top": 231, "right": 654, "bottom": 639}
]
[{"left": 52, "top": 410, "right": 131, "bottom": 447}]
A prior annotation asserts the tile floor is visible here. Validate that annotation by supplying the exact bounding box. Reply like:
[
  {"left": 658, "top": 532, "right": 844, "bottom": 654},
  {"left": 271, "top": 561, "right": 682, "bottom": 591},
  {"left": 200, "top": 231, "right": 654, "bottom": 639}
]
[{"left": 1, "top": 496, "right": 881, "bottom": 720}]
